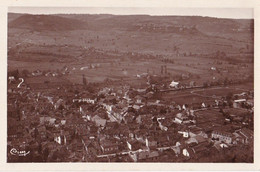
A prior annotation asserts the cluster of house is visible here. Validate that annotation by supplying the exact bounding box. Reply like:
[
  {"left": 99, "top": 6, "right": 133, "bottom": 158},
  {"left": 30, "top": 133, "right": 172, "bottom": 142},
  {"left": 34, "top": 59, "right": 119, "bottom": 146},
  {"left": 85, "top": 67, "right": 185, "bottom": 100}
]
[
  {"left": 80, "top": 64, "right": 101, "bottom": 71},
  {"left": 133, "top": 23, "right": 197, "bottom": 33},
  {"left": 7, "top": 73, "right": 254, "bottom": 162},
  {"left": 30, "top": 66, "right": 70, "bottom": 77}
]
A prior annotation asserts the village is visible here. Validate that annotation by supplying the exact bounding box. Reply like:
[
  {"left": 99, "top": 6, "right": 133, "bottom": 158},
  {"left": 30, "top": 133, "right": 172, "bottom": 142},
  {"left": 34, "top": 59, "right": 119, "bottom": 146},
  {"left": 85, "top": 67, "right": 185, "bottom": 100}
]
[
  {"left": 7, "top": 67, "right": 254, "bottom": 162},
  {"left": 6, "top": 11, "right": 254, "bottom": 163}
]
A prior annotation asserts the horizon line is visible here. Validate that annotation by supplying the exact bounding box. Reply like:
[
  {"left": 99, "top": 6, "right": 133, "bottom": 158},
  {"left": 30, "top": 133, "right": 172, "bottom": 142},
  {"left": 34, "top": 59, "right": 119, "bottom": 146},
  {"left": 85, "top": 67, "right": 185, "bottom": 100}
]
[
  {"left": 8, "top": 7, "right": 254, "bottom": 19},
  {"left": 8, "top": 12, "right": 254, "bottom": 20}
]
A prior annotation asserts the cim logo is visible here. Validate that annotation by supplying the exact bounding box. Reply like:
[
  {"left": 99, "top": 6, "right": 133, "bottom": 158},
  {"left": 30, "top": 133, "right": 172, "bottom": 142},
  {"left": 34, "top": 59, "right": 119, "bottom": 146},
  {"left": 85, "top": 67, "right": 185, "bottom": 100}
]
[{"left": 10, "top": 148, "right": 30, "bottom": 157}]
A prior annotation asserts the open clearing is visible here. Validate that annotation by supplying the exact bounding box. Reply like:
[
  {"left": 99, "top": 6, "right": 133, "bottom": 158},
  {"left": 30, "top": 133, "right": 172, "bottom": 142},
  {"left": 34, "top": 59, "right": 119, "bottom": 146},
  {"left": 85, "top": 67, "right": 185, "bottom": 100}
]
[{"left": 195, "top": 109, "right": 226, "bottom": 131}]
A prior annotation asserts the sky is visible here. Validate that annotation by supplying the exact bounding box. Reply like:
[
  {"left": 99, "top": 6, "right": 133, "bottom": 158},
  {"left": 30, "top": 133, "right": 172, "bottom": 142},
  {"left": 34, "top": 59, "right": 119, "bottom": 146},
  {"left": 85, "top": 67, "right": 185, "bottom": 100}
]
[{"left": 8, "top": 7, "right": 253, "bottom": 19}]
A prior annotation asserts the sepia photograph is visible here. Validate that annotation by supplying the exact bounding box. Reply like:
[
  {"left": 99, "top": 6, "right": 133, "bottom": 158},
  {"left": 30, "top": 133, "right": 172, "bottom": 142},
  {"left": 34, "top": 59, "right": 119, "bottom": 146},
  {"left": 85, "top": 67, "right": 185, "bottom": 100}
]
[{"left": 6, "top": 5, "right": 255, "bottom": 165}]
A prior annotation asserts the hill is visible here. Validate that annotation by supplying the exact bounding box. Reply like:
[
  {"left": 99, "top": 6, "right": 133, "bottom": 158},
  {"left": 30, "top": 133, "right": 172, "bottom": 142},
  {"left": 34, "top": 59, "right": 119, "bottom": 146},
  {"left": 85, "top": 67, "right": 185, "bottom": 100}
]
[
  {"left": 8, "top": 13, "right": 23, "bottom": 23},
  {"left": 56, "top": 14, "right": 253, "bottom": 38},
  {"left": 9, "top": 14, "right": 88, "bottom": 31},
  {"left": 7, "top": 13, "right": 254, "bottom": 84}
]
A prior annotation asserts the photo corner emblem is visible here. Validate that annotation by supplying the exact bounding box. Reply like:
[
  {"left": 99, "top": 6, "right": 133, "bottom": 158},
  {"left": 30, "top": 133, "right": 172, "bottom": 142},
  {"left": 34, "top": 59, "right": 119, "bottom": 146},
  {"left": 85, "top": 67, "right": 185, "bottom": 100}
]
[{"left": 10, "top": 148, "right": 30, "bottom": 157}]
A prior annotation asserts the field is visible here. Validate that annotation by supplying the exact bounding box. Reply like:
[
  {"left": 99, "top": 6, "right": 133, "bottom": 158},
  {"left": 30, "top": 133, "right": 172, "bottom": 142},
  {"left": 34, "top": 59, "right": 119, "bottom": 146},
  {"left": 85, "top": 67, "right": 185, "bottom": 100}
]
[
  {"left": 7, "top": 13, "right": 254, "bottom": 89},
  {"left": 224, "top": 108, "right": 250, "bottom": 116},
  {"left": 162, "top": 91, "right": 216, "bottom": 105},
  {"left": 228, "top": 82, "right": 254, "bottom": 91},
  {"left": 161, "top": 82, "right": 253, "bottom": 105},
  {"left": 191, "top": 87, "right": 250, "bottom": 98}
]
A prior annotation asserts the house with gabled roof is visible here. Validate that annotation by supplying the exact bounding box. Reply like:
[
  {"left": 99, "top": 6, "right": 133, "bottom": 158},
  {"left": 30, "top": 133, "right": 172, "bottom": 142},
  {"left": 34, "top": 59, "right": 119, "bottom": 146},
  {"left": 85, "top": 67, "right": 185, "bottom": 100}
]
[
  {"left": 99, "top": 138, "right": 119, "bottom": 154},
  {"left": 211, "top": 130, "right": 233, "bottom": 144},
  {"left": 233, "top": 128, "right": 253, "bottom": 144}
]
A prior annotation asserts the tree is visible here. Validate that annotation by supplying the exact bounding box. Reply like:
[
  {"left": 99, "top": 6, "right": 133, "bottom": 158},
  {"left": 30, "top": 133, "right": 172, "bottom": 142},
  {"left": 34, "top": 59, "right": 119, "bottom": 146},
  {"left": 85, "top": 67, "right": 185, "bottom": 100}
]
[
  {"left": 226, "top": 92, "right": 233, "bottom": 107},
  {"left": 82, "top": 74, "right": 87, "bottom": 86},
  {"left": 43, "top": 148, "right": 49, "bottom": 162},
  {"left": 161, "top": 65, "right": 164, "bottom": 74},
  {"left": 216, "top": 50, "right": 220, "bottom": 57},
  {"left": 21, "top": 69, "right": 30, "bottom": 77},
  {"left": 203, "top": 82, "right": 208, "bottom": 88},
  {"left": 221, "top": 51, "right": 227, "bottom": 57},
  {"left": 8, "top": 69, "right": 19, "bottom": 79},
  {"left": 226, "top": 92, "right": 233, "bottom": 101},
  {"left": 224, "top": 77, "right": 229, "bottom": 86},
  {"left": 38, "top": 143, "right": 42, "bottom": 153}
]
